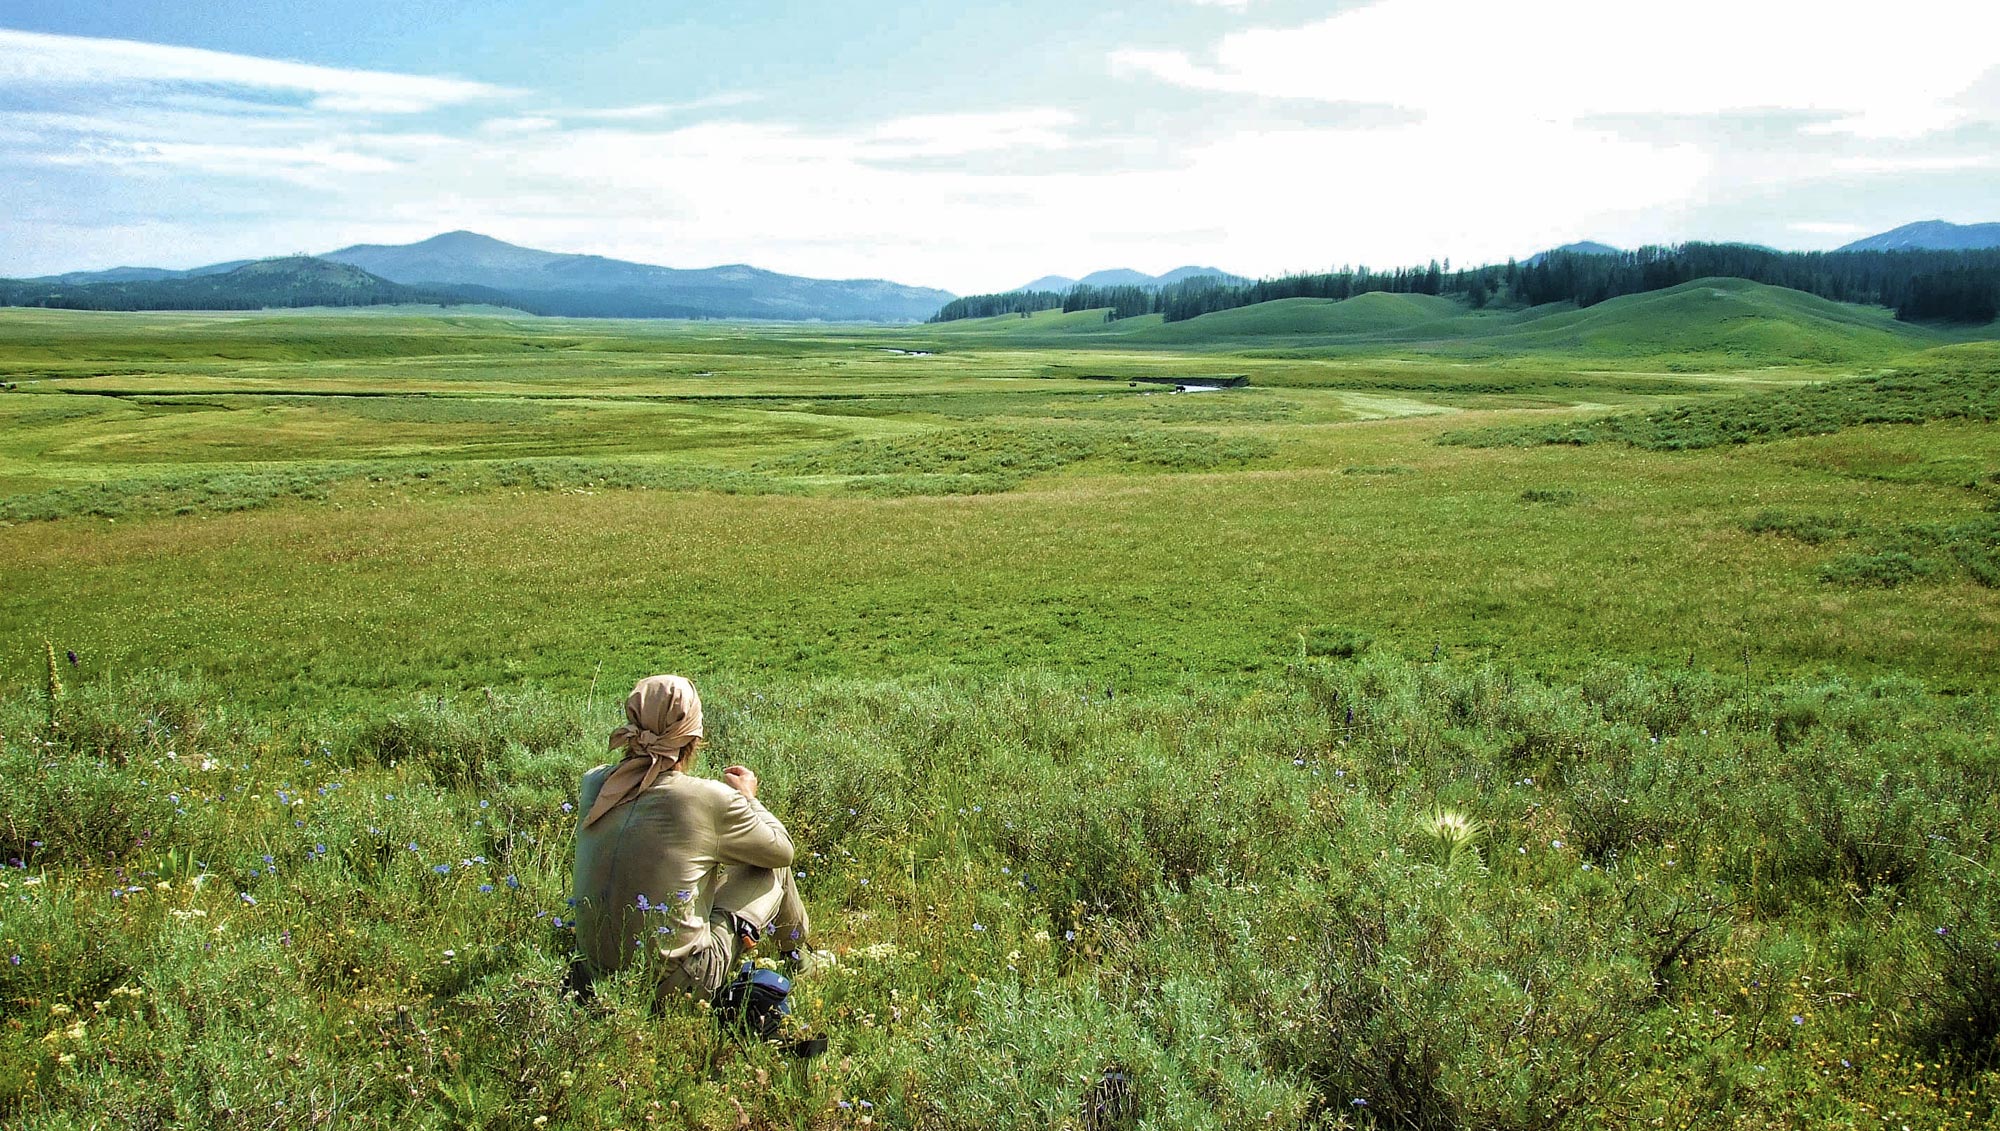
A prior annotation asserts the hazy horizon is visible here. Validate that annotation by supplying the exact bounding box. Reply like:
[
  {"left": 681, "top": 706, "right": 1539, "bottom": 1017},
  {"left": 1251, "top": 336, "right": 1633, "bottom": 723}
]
[{"left": 3, "top": 1, "right": 1998, "bottom": 293}]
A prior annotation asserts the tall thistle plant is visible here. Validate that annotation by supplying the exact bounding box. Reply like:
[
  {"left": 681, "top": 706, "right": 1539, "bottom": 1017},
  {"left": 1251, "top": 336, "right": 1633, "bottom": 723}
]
[
  {"left": 1421, "top": 807, "right": 1485, "bottom": 872},
  {"left": 43, "top": 637, "right": 66, "bottom": 733}
]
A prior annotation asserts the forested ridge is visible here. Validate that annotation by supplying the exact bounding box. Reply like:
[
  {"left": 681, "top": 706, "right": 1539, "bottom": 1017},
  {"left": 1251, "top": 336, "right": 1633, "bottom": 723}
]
[
  {"left": 928, "top": 290, "right": 1068, "bottom": 322},
  {"left": 931, "top": 244, "right": 2000, "bottom": 325},
  {"left": 0, "top": 257, "right": 497, "bottom": 313}
]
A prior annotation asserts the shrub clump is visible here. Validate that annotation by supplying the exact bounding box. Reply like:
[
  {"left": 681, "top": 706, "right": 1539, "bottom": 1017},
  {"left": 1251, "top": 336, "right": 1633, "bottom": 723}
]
[
  {"left": 348, "top": 690, "right": 577, "bottom": 789},
  {"left": 1520, "top": 487, "right": 1581, "bottom": 505},
  {"left": 1818, "top": 549, "right": 1940, "bottom": 588},
  {"left": 1443, "top": 355, "right": 2000, "bottom": 450},
  {"left": 1743, "top": 509, "right": 1853, "bottom": 544},
  {"left": 1300, "top": 626, "right": 1373, "bottom": 659}
]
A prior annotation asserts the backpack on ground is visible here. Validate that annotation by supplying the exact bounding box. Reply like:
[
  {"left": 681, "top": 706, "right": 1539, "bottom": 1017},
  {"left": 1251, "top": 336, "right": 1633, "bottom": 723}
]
[{"left": 712, "top": 961, "right": 793, "bottom": 1040}]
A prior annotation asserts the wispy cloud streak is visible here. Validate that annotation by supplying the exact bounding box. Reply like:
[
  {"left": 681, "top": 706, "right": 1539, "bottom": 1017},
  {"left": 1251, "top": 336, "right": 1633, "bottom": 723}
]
[{"left": 0, "top": 28, "right": 511, "bottom": 113}]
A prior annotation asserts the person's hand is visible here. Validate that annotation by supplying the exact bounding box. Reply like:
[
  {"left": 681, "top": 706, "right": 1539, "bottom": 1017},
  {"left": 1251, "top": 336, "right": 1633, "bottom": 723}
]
[{"left": 722, "top": 764, "right": 760, "bottom": 800}]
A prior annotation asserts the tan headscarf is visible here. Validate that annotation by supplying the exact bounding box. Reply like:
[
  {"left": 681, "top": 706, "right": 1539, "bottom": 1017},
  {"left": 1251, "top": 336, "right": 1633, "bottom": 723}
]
[{"left": 582, "top": 674, "right": 705, "bottom": 828}]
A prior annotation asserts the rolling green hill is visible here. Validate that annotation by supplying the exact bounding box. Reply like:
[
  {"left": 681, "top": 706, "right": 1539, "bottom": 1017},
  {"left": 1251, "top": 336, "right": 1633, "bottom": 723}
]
[
  {"left": 926, "top": 305, "right": 1159, "bottom": 338},
  {"left": 921, "top": 277, "right": 1975, "bottom": 365},
  {"left": 1483, "top": 277, "right": 1942, "bottom": 363},
  {"left": 924, "top": 292, "right": 1477, "bottom": 345},
  {"left": 1144, "top": 291, "right": 1467, "bottom": 339}
]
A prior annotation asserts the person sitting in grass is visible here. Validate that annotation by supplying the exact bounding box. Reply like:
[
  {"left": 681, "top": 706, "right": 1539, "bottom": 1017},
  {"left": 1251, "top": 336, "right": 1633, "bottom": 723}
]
[{"left": 570, "top": 674, "right": 815, "bottom": 1001}]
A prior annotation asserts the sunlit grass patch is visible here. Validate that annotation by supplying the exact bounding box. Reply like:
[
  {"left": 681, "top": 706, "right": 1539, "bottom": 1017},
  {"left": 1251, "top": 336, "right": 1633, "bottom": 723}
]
[{"left": 756, "top": 424, "right": 1275, "bottom": 483}]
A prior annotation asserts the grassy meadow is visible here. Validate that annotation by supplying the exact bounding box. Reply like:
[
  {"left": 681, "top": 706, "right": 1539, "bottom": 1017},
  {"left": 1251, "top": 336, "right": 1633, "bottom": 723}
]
[{"left": 2, "top": 286, "right": 1998, "bottom": 1129}]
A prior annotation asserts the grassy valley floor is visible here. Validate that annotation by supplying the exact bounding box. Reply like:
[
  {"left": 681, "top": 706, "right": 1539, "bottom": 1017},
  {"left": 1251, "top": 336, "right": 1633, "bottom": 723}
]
[{"left": 1, "top": 299, "right": 1997, "bottom": 1128}]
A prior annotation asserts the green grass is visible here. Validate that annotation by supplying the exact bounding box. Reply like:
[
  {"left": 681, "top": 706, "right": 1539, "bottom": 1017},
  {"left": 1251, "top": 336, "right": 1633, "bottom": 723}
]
[
  {"left": 1445, "top": 341, "right": 2000, "bottom": 450},
  {"left": 4, "top": 662, "right": 1996, "bottom": 1129},
  {"left": 756, "top": 424, "right": 1274, "bottom": 492},
  {"left": 1146, "top": 291, "right": 1469, "bottom": 339},
  {"left": 1466, "top": 278, "right": 1938, "bottom": 364},
  {"left": 2, "top": 298, "right": 1999, "bottom": 1128},
  {"left": 921, "top": 278, "right": 1958, "bottom": 369}
]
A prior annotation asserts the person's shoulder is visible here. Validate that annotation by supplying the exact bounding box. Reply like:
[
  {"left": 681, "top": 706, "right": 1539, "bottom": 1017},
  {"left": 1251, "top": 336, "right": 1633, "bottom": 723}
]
[
  {"left": 656, "top": 773, "right": 751, "bottom": 811},
  {"left": 574, "top": 764, "right": 617, "bottom": 819},
  {"left": 668, "top": 772, "right": 736, "bottom": 799}
]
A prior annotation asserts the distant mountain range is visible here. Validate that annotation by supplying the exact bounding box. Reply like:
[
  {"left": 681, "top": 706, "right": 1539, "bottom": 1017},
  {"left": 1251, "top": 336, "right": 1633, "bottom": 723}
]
[
  {"left": 1523, "top": 241, "right": 1622, "bottom": 266},
  {"left": 321, "top": 231, "right": 953, "bottom": 320},
  {"left": 1015, "top": 266, "right": 1247, "bottom": 293},
  {"left": 0, "top": 256, "right": 505, "bottom": 314},
  {"left": 11, "top": 222, "right": 1998, "bottom": 321},
  {"left": 12, "top": 231, "right": 956, "bottom": 322},
  {"left": 1524, "top": 224, "right": 2000, "bottom": 263},
  {"left": 1837, "top": 220, "right": 2000, "bottom": 253},
  {"left": 1524, "top": 239, "right": 1801, "bottom": 265},
  {"left": 27, "top": 260, "right": 253, "bottom": 285}
]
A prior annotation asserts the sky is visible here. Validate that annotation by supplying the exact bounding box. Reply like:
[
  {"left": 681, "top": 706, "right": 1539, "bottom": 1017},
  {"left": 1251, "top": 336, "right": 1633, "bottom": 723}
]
[{"left": 1, "top": 0, "right": 1997, "bottom": 294}]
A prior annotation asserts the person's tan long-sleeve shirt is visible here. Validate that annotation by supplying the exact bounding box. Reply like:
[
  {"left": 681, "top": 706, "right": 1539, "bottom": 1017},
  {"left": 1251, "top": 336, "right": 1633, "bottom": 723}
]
[{"left": 571, "top": 766, "right": 795, "bottom": 974}]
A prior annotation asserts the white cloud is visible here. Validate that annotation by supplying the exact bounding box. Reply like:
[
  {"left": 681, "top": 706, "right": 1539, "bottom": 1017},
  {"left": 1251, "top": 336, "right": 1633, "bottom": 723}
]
[
  {"left": 482, "top": 116, "right": 560, "bottom": 135},
  {"left": 205, "top": 101, "right": 1693, "bottom": 288},
  {"left": 556, "top": 93, "right": 763, "bottom": 121},
  {"left": 0, "top": 28, "right": 510, "bottom": 113},
  {"left": 1828, "top": 153, "right": 1998, "bottom": 174},
  {"left": 1112, "top": 0, "right": 2000, "bottom": 139},
  {"left": 45, "top": 138, "right": 399, "bottom": 181},
  {"left": 1091, "top": 0, "right": 2000, "bottom": 275},
  {"left": 860, "top": 109, "right": 1079, "bottom": 158}
]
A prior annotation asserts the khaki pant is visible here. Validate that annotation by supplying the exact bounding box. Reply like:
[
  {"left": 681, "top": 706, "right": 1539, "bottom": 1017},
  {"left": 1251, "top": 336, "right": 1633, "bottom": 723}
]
[{"left": 660, "top": 865, "right": 811, "bottom": 999}]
